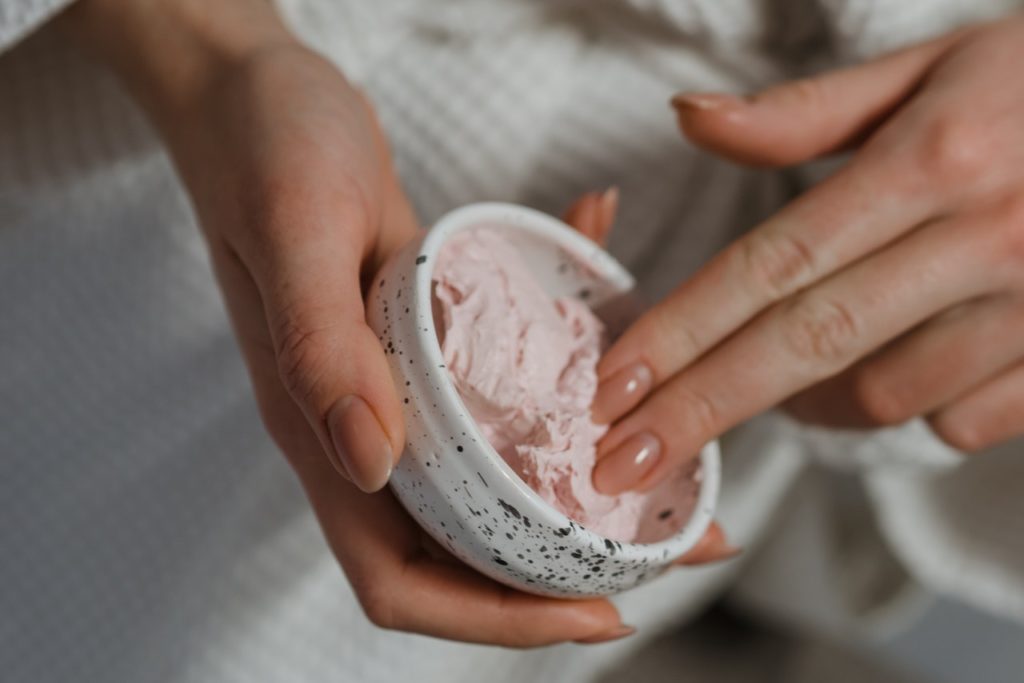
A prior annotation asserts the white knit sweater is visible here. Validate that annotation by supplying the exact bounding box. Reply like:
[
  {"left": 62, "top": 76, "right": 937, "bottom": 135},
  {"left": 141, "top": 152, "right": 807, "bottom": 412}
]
[{"left": 2, "top": 2, "right": 1022, "bottom": 682}]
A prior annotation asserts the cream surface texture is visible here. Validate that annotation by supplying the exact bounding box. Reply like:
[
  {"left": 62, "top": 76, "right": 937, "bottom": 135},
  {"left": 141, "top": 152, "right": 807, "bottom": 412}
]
[{"left": 433, "top": 228, "right": 697, "bottom": 542}]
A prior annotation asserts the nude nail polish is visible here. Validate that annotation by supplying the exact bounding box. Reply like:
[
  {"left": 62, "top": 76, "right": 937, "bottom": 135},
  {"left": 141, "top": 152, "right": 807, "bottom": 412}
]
[
  {"left": 328, "top": 395, "right": 394, "bottom": 493},
  {"left": 593, "top": 431, "right": 662, "bottom": 495},
  {"left": 592, "top": 362, "right": 653, "bottom": 424},
  {"left": 670, "top": 92, "right": 741, "bottom": 112},
  {"left": 598, "top": 186, "right": 619, "bottom": 228}
]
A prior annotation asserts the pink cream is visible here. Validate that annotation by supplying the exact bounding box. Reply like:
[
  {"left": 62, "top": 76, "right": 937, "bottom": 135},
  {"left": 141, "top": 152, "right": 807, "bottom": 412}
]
[{"left": 434, "top": 228, "right": 699, "bottom": 542}]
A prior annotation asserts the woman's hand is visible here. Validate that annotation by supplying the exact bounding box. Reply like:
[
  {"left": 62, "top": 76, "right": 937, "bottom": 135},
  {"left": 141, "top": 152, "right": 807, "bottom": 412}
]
[
  {"left": 65, "top": 0, "right": 738, "bottom": 644},
  {"left": 62, "top": 0, "right": 644, "bottom": 647},
  {"left": 592, "top": 17, "right": 1024, "bottom": 494}
]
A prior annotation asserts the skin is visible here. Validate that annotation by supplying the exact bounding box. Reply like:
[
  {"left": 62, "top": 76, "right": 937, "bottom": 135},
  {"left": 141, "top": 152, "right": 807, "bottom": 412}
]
[
  {"left": 591, "top": 17, "right": 1024, "bottom": 495},
  {"left": 61, "top": 0, "right": 733, "bottom": 647}
]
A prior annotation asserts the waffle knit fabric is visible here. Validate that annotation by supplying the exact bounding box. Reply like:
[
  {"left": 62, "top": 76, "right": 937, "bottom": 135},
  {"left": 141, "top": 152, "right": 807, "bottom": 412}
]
[{"left": 1, "top": 1, "right": 1022, "bottom": 681}]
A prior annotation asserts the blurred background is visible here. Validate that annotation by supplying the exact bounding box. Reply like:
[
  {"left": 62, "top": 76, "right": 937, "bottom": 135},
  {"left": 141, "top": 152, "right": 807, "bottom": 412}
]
[
  {"left": 4, "top": 2, "right": 1024, "bottom": 682},
  {"left": 602, "top": 588, "right": 1024, "bottom": 683}
]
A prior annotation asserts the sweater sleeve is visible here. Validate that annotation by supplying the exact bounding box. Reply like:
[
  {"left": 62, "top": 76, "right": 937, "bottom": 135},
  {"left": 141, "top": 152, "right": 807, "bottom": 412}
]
[{"left": 0, "top": 0, "right": 75, "bottom": 54}]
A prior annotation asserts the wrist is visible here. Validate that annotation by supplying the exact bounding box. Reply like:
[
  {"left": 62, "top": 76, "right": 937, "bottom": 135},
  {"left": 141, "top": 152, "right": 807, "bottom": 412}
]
[{"left": 60, "top": 0, "right": 298, "bottom": 128}]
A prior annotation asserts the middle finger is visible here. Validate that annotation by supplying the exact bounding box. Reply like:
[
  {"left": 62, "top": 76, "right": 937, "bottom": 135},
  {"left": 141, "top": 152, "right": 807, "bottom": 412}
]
[
  {"left": 593, "top": 154, "right": 934, "bottom": 424},
  {"left": 594, "top": 211, "right": 998, "bottom": 493},
  {"left": 786, "top": 293, "right": 1024, "bottom": 428}
]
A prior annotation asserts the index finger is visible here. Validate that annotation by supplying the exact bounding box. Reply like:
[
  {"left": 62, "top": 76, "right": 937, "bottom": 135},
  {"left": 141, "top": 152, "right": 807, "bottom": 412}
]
[
  {"left": 593, "top": 156, "right": 931, "bottom": 425},
  {"left": 594, "top": 209, "right": 994, "bottom": 493}
]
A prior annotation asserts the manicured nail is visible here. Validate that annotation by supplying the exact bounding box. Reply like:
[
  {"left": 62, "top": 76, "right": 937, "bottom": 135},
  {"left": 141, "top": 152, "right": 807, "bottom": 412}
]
[
  {"left": 575, "top": 624, "right": 636, "bottom": 645},
  {"left": 593, "top": 431, "right": 662, "bottom": 494},
  {"left": 598, "top": 186, "right": 619, "bottom": 230},
  {"left": 592, "top": 362, "right": 653, "bottom": 424},
  {"left": 670, "top": 92, "right": 741, "bottom": 112},
  {"left": 327, "top": 395, "right": 394, "bottom": 493}
]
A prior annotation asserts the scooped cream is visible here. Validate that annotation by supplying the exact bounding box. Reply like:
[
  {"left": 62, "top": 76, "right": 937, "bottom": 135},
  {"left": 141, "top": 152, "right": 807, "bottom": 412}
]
[{"left": 433, "top": 227, "right": 699, "bottom": 543}]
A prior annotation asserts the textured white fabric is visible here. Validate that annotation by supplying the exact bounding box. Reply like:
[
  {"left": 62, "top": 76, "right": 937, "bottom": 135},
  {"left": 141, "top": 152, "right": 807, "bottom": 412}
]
[
  {"left": 1, "top": 1, "right": 1022, "bottom": 682},
  {"left": 0, "top": 0, "right": 64, "bottom": 50}
]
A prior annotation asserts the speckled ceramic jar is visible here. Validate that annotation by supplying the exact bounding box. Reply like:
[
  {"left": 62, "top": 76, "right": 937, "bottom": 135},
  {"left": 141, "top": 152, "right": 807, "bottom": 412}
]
[{"left": 366, "top": 202, "right": 720, "bottom": 598}]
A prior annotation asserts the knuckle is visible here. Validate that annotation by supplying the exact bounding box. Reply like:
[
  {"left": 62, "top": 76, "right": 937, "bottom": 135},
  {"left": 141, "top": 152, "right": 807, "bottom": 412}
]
[
  {"left": 493, "top": 596, "right": 537, "bottom": 649},
  {"left": 358, "top": 582, "right": 400, "bottom": 630},
  {"left": 781, "top": 295, "right": 862, "bottom": 370},
  {"left": 853, "top": 371, "right": 913, "bottom": 426},
  {"left": 787, "top": 78, "right": 828, "bottom": 111},
  {"left": 646, "top": 308, "right": 702, "bottom": 370},
  {"left": 917, "top": 115, "right": 988, "bottom": 186},
  {"left": 738, "top": 231, "right": 817, "bottom": 300},
  {"left": 760, "top": 77, "right": 827, "bottom": 112},
  {"left": 928, "top": 414, "right": 985, "bottom": 453},
  {"left": 272, "top": 308, "right": 337, "bottom": 406},
  {"left": 663, "top": 384, "right": 721, "bottom": 440}
]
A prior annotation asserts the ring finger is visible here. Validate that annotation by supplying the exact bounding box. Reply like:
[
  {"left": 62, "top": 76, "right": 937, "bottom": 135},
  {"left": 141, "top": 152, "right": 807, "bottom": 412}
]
[
  {"left": 594, "top": 212, "right": 1000, "bottom": 493},
  {"left": 785, "top": 293, "right": 1024, "bottom": 428},
  {"left": 929, "top": 361, "right": 1024, "bottom": 452}
]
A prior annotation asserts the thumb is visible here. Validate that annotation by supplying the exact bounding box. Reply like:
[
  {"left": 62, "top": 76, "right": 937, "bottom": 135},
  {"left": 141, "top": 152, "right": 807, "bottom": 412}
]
[
  {"left": 241, "top": 190, "right": 416, "bottom": 494},
  {"left": 671, "top": 29, "right": 967, "bottom": 166}
]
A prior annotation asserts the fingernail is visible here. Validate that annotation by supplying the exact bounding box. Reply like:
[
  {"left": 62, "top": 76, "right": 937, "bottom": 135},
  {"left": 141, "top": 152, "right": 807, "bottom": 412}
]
[
  {"left": 670, "top": 92, "right": 741, "bottom": 112},
  {"left": 579, "top": 191, "right": 602, "bottom": 235},
  {"left": 598, "top": 186, "right": 619, "bottom": 227},
  {"left": 575, "top": 624, "right": 636, "bottom": 645},
  {"left": 593, "top": 431, "right": 662, "bottom": 494},
  {"left": 592, "top": 362, "right": 653, "bottom": 424},
  {"left": 327, "top": 395, "right": 394, "bottom": 493}
]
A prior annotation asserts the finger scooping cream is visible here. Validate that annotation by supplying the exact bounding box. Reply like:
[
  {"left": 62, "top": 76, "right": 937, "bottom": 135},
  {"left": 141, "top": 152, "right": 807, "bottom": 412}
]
[{"left": 432, "top": 228, "right": 700, "bottom": 543}]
